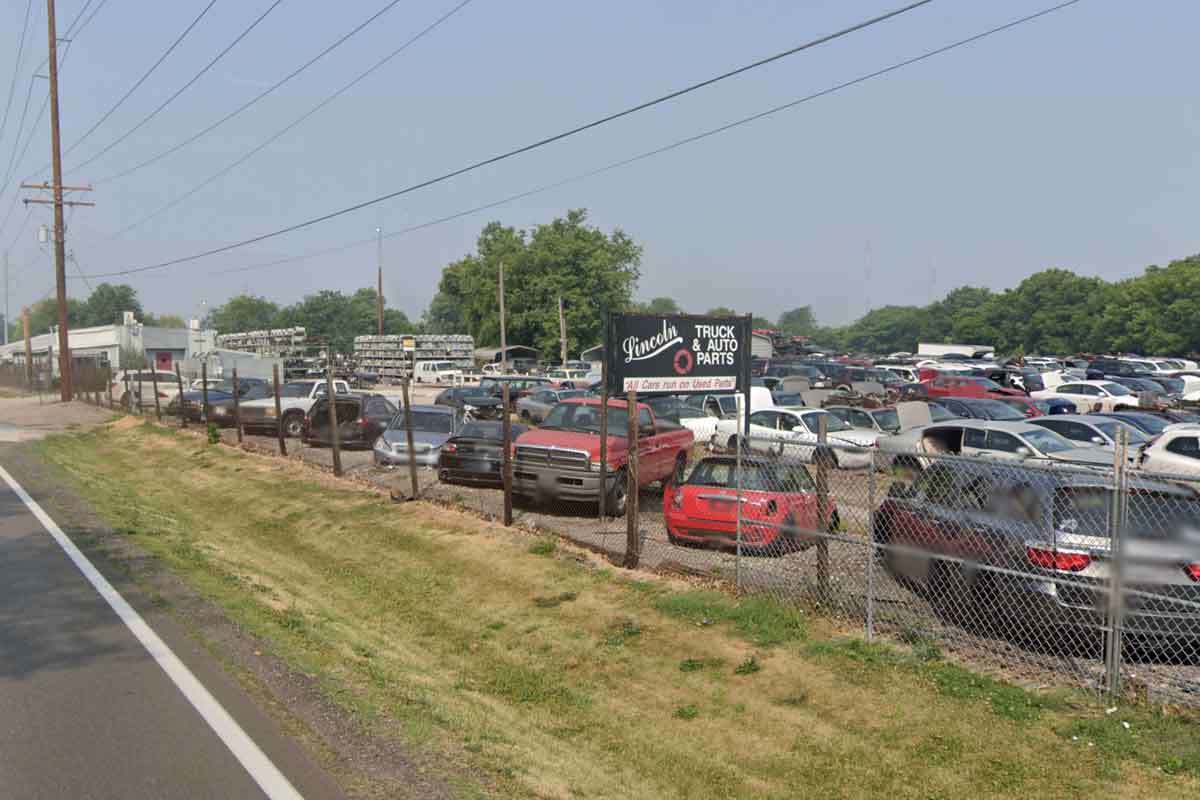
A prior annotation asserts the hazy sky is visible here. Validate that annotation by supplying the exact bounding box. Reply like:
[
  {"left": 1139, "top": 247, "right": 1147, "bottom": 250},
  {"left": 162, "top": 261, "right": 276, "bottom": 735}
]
[{"left": 1, "top": 0, "right": 1196, "bottom": 328}]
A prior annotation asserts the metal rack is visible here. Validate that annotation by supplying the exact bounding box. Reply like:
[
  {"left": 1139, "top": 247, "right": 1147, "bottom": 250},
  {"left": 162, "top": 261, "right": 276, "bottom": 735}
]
[
  {"left": 353, "top": 334, "right": 474, "bottom": 380},
  {"left": 216, "top": 327, "right": 309, "bottom": 358}
]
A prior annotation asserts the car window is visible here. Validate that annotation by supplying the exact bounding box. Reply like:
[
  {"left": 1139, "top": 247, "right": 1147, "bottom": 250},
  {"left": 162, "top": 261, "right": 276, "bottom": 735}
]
[
  {"left": 397, "top": 411, "right": 453, "bottom": 433},
  {"left": 1094, "top": 420, "right": 1148, "bottom": 444},
  {"left": 1057, "top": 384, "right": 1083, "bottom": 395},
  {"left": 985, "top": 431, "right": 1022, "bottom": 453},
  {"left": 638, "top": 408, "right": 653, "bottom": 429},
  {"left": 963, "top": 427, "right": 987, "bottom": 449},
  {"left": 1100, "top": 382, "right": 1133, "bottom": 396},
  {"left": 1166, "top": 436, "right": 1200, "bottom": 460},
  {"left": 871, "top": 408, "right": 900, "bottom": 433},
  {"left": 749, "top": 411, "right": 776, "bottom": 429},
  {"left": 1020, "top": 428, "right": 1076, "bottom": 454},
  {"left": 367, "top": 397, "right": 396, "bottom": 416},
  {"left": 825, "top": 408, "right": 851, "bottom": 425},
  {"left": 849, "top": 409, "right": 874, "bottom": 428},
  {"left": 802, "top": 411, "right": 850, "bottom": 433},
  {"left": 941, "top": 399, "right": 967, "bottom": 416}
]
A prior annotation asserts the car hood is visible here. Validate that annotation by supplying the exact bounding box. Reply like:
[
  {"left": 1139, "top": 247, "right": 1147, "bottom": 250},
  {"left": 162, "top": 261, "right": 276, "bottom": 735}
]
[
  {"left": 515, "top": 428, "right": 624, "bottom": 458},
  {"left": 1046, "top": 446, "right": 1113, "bottom": 465},
  {"left": 380, "top": 429, "right": 453, "bottom": 448},
  {"left": 827, "top": 430, "right": 879, "bottom": 448},
  {"left": 462, "top": 396, "right": 502, "bottom": 407}
]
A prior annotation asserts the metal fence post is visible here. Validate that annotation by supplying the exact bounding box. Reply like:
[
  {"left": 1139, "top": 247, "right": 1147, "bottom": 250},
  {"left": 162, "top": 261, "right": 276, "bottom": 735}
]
[
  {"left": 735, "top": 400, "right": 743, "bottom": 593},
  {"left": 150, "top": 368, "right": 162, "bottom": 421},
  {"left": 232, "top": 365, "right": 243, "bottom": 443},
  {"left": 623, "top": 391, "right": 640, "bottom": 569},
  {"left": 1105, "top": 429, "right": 1127, "bottom": 699},
  {"left": 815, "top": 414, "right": 830, "bottom": 606},
  {"left": 174, "top": 364, "right": 186, "bottom": 427},
  {"left": 326, "top": 361, "right": 343, "bottom": 477},
  {"left": 272, "top": 364, "right": 286, "bottom": 455},
  {"left": 501, "top": 382, "right": 513, "bottom": 524},
  {"left": 866, "top": 448, "right": 877, "bottom": 640}
]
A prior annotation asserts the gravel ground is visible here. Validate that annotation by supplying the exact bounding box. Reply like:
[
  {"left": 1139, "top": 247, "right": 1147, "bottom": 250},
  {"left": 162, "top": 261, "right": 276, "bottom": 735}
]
[{"left": 156, "top": 408, "right": 1200, "bottom": 707}]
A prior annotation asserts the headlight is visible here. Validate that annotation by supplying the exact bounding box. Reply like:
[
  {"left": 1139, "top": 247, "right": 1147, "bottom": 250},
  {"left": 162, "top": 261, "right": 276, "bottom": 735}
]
[
  {"left": 264, "top": 408, "right": 277, "bottom": 417},
  {"left": 464, "top": 404, "right": 477, "bottom": 412},
  {"left": 213, "top": 407, "right": 227, "bottom": 416}
]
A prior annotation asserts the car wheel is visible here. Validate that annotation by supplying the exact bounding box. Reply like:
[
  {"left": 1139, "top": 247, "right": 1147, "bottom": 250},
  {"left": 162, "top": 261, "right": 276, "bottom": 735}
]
[
  {"left": 606, "top": 470, "right": 628, "bottom": 518},
  {"left": 774, "top": 513, "right": 800, "bottom": 556},
  {"left": 519, "top": 409, "right": 530, "bottom": 422},
  {"left": 282, "top": 412, "right": 305, "bottom": 438}
]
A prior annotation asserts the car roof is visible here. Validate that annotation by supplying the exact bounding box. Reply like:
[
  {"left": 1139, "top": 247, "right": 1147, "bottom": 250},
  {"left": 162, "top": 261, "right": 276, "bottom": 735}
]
[
  {"left": 929, "top": 418, "right": 1044, "bottom": 435},
  {"left": 411, "top": 404, "right": 453, "bottom": 413},
  {"left": 1028, "top": 414, "right": 1107, "bottom": 424}
]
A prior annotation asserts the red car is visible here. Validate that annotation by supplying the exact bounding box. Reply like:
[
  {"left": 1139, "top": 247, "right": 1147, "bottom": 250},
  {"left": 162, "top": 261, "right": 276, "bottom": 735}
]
[
  {"left": 924, "top": 374, "right": 1025, "bottom": 400},
  {"left": 992, "top": 395, "right": 1045, "bottom": 418},
  {"left": 663, "top": 456, "right": 838, "bottom": 555}
]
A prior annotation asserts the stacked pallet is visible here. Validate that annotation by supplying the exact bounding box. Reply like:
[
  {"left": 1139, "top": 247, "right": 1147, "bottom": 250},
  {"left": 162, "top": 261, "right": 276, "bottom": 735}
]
[
  {"left": 216, "top": 327, "right": 308, "bottom": 357},
  {"left": 353, "top": 334, "right": 474, "bottom": 379}
]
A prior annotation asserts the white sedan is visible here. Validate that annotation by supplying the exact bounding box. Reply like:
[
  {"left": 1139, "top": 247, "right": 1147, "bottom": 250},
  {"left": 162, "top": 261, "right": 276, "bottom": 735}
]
[
  {"left": 1139, "top": 425, "right": 1200, "bottom": 477},
  {"left": 714, "top": 407, "right": 880, "bottom": 469},
  {"left": 1031, "top": 380, "right": 1140, "bottom": 414}
]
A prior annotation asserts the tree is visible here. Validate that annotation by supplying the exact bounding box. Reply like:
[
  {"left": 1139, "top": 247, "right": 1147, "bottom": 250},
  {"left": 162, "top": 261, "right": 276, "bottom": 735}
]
[
  {"left": 205, "top": 294, "right": 281, "bottom": 334},
  {"left": 143, "top": 313, "right": 187, "bottom": 328},
  {"left": 274, "top": 288, "right": 416, "bottom": 353},
  {"left": 25, "top": 296, "right": 85, "bottom": 336},
  {"left": 777, "top": 306, "right": 817, "bottom": 336},
  {"left": 705, "top": 306, "right": 738, "bottom": 317},
  {"left": 427, "top": 209, "right": 641, "bottom": 357},
  {"left": 80, "top": 283, "right": 142, "bottom": 327},
  {"left": 752, "top": 316, "right": 774, "bottom": 329},
  {"left": 632, "top": 296, "right": 682, "bottom": 314}
]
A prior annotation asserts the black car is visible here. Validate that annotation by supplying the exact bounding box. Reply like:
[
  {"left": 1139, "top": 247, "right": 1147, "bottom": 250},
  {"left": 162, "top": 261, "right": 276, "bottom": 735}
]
[
  {"left": 202, "top": 383, "right": 274, "bottom": 427},
  {"left": 479, "top": 376, "right": 552, "bottom": 408},
  {"left": 1095, "top": 410, "right": 1174, "bottom": 437},
  {"left": 168, "top": 377, "right": 267, "bottom": 422},
  {"left": 1087, "top": 358, "right": 1151, "bottom": 380},
  {"left": 936, "top": 397, "right": 1027, "bottom": 422},
  {"left": 876, "top": 460, "right": 1200, "bottom": 643},
  {"left": 304, "top": 394, "right": 397, "bottom": 448},
  {"left": 434, "top": 385, "right": 505, "bottom": 419},
  {"left": 437, "top": 421, "right": 530, "bottom": 485}
]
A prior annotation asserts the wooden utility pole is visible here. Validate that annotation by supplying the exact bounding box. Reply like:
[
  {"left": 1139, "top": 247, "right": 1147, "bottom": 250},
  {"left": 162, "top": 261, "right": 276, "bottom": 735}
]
[
  {"left": 499, "top": 262, "right": 512, "bottom": 524},
  {"left": 325, "top": 359, "right": 342, "bottom": 477},
  {"left": 498, "top": 262, "right": 507, "bottom": 373},
  {"left": 22, "top": 307, "right": 33, "bottom": 388},
  {"left": 558, "top": 296, "right": 567, "bottom": 366},
  {"left": 376, "top": 227, "right": 384, "bottom": 336}
]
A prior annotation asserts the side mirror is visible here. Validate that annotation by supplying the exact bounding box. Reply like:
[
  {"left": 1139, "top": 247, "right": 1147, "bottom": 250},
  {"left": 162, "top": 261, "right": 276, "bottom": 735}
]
[
  {"left": 1090, "top": 436, "right": 1105, "bottom": 445},
  {"left": 1015, "top": 446, "right": 1032, "bottom": 459}
]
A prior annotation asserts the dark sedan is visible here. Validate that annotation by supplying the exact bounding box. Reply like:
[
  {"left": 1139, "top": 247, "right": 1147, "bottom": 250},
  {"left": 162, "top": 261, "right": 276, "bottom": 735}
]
[
  {"left": 167, "top": 378, "right": 267, "bottom": 422},
  {"left": 936, "top": 397, "right": 1027, "bottom": 422},
  {"left": 437, "top": 421, "right": 530, "bottom": 486},
  {"left": 1095, "top": 410, "right": 1174, "bottom": 437},
  {"left": 434, "top": 385, "right": 505, "bottom": 419},
  {"left": 876, "top": 461, "right": 1200, "bottom": 644},
  {"left": 303, "top": 394, "right": 397, "bottom": 449},
  {"left": 201, "top": 383, "right": 274, "bottom": 427}
]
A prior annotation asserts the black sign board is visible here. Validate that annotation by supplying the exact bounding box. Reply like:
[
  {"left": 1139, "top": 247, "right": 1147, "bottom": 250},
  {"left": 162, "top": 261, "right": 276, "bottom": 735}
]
[{"left": 605, "top": 313, "right": 752, "bottom": 394}]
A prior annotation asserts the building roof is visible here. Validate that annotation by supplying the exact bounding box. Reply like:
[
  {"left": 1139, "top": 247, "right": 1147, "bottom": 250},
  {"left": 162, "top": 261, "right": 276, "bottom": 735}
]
[{"left": 474, "top": 345, "right": 540, "bottom": 360}]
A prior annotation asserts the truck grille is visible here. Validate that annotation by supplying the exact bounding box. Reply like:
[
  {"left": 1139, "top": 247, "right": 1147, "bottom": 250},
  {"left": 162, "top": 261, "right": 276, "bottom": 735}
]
[{"left": 515, "top": 445, "right": 590, "bottom": 473}]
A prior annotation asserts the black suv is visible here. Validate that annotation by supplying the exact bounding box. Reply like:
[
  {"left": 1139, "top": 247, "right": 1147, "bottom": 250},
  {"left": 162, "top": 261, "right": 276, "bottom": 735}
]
[{"left": 1087, "top": 357, "right": 1151, "bottom": 380}]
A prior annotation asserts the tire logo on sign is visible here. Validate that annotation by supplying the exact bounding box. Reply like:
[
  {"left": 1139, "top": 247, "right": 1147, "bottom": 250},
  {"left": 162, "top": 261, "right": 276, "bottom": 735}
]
[{"left": 673, "top": 348, "right": 694, "bottom": 375}]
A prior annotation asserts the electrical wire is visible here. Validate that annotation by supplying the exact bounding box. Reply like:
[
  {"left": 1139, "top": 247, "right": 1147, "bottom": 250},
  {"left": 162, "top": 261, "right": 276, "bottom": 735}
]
[
  {"left": 110, "top": 0, "right": 477, "bottom": 235},
  {"left": 67, "top": 0, "right": 287, "bottom": 174},
  {"left": 58, "top": 0, "right": 219, "bottom": 162},
  {"left": 96, "top": 0, "right": 406, "bottom": 185},
  {"left": 100, "top": 0, "right": 933, "bottom": 261},
  {"left": 0, "top": 0, "right": 36, "bottom": 151},
  {"left": 174, "top": 0, "right": 1083, "bottom": 282}
]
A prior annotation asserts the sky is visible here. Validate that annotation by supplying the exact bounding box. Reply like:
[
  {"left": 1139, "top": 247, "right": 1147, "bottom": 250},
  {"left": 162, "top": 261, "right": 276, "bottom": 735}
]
[{"left": 0, "top": 0, "right": 1197, "bottom": 330}]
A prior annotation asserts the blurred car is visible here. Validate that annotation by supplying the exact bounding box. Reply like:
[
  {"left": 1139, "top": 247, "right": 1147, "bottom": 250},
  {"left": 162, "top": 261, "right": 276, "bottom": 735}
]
[
  {"left": 1031, "top": 380, "right": 1140, "bottom": 413},
  {"left": 437, "top": 420, "right": 530, "bottom": 486},
  {"left": 374, "top": 405, "right": 463, "bottom": 467},
  {"left": 991, "top": 395, "right": 1045, "bottom": 419},
  {"left": 645, "top": 395, "right": 723, "bottom": 444},
  {"left": 516, "top": 388, "right": 592, "bottom": 423},
  {"left": 824, "top": 405, "right": 895, "bottom": 436},
  {"left": 875, "top": 461, "right": 1200, "bottom": 642},
  {"left": 434, "top": 385, "right": 505, "bottom": 420},
  {"left": 1027, "top": 414, "right": 1150, "bottom": 453},
  {"left": 879, "top": 419, "right": 1113, "bottom": 473},
  {"left": 479, "top": 376, "right": 552, "bottom": 408},
  {"left": 304, "top": 394, "right": 397, "bottom": 449},
  {"left": 166, "top": 377, "right": 267, "bottom": 423},
  {"left": 1031, "top": 397, "right": 1077, "bottom": 415},
  {"left": 935, "top": 397, "right": 1029, "bottom": 422},
  {"left": 663, "top": 455, "right": 837, "bottom": 554},
  {"left": 1139, "top": 426, "right": 1200, "bottom": 477},
  {"left": 202, "top": 382, "right": 274, "bottom": 427},
  {"left": 1095, "top": 411, "right": 1174, "bottom": 438},
  {"left": 716, "top": 407, "right": 881, "bottom": 469}
]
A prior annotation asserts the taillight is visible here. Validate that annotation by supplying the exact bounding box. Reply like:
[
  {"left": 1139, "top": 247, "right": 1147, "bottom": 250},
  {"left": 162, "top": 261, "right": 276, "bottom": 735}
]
[
  {"left": 1026, "top": 545, "right": 1091, "bottom": 572},
  {"left": 443, "top": 442, "right": 457, "bottom": 453},
  {"left": 158, "top": 391, "right": 169, "bottom": 398},
  {"left": 359, "top": 416, "right": 368, "bottom": 428},
  {"left": 1186, "top": 563, "right": 1200, "bottom": 582}
]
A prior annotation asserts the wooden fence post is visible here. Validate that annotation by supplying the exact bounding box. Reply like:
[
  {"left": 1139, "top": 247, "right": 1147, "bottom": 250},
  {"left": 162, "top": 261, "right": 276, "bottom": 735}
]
[
  {"left": 326, "top": 361, "right": 342, "bottom": 476},
  {"left": 232, "top": 365, "right": 243, "bottom": 443},
  {"left": 174, "top": 364, "right": 186, "bottom": 427},
  {"left": 401, "top": 377, "right": 420, "bottom": 500},
  {"left": 501, "top": 383, "right": 512, "bottom": 524},
  {"left": 273, "top": 364, "right": 286, "bottom": 456},
  {"left": 150, "top": 368, "right": 162, "bottom": 421}
]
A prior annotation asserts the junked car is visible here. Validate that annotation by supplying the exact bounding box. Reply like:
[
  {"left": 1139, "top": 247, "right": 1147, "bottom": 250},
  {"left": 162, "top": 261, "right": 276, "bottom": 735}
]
[
  {"left": 239, "top": 378, "right": 351, "bottom": 437},
  {"left": 516, "top": 388, "right": 592, "bottom": 423},
  {"left": 717, "top": 407, "right": 881, "bottom": 469},
  {"left": 1031, "top": 380, "right": 1139, "bottom": 414},
  {"left": 1027, "top": 414, "right": 1150, "bottom": 454},
  {"left": 304, "top": 394, "right": 397, "bottom": 449},
  {"left": 437, "top": 421, "right": 531, "bottom": 486},
  {"left": 373, "top": 405, "right": 464, "bottom": 467},
  {"left": 1138, "top": 425, "right": 1200, "bottom": 478}
]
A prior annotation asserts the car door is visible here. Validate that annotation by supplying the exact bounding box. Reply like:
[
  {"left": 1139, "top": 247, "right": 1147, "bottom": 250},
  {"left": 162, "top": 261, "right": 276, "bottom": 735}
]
[
  {"left": 365, "top": 396, "right": 398, "bottom": 441},
  {"left": 886, "top": 464, "right": 961, "bottom": 584},
  {"left": 983, "top": 429, "right": 1026, "bottom": 462},
  {"left": 746, "top": 410, "right": 778, "bottom": 454}
]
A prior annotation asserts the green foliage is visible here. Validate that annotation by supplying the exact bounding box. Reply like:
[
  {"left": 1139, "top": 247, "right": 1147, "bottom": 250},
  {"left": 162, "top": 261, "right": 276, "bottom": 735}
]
[
  {"left": 673, "top": 704, "right": 699, "bottom": 720},
  {"left": 705, "top": 306, "right": 738, "bottom": 317},
  {"left": 678, "top": 657, "right": 725, "bottom": 673},
  {"left": 206, "top": 423, "right": 221, "bottom": 445},
  {"left": 80, "top": 283, "right": 142, "bottom": 327},
  {"left": 144, "top": 313, "right": 187, "bottom": 328},
  {"left": 632, "top": 296, "right": 683, "bottom": 314},
  {"left": 205, "top": 294, "right": 280, "bottom": 334},
  {"left": 425, "top": 210, "right": 641, "bottom": 356},
  {"left": 733, "top": 656, "right": 761, "bottom": 675},
  {"left": 204, "top": 289, "right": 414, "bottom": 352},
  {"left": 651, "top": 590, "right": 806, "bottom": 647},
  {"left": 778, "top": 305, "right": 818, "bottom": 336},
  {"left": 527, "top": 537, "right": 557, "bottom": 556}
]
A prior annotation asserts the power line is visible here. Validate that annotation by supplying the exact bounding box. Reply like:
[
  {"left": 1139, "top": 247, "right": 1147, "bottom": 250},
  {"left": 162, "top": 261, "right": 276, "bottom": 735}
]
[
  {"left": 0, "top": 0, "right": 36, "bottom": 151},
  {"left": 97, "top": 0, "right": 406, "bottom": 185},
  {"left": 58, "top": 0, "right": 219, "bottom": 162},
  {"left": 66, "top": 0, "right": 287, "bottom": 174},
  {"left": 100, "top": 0, "right": 933, "bottom": 261},
  {"left": 110, "top": 0, "right": 477, "bottom": 235},
  {"left": 172, "top": 0, "right": 1082, "bottom": 283}
]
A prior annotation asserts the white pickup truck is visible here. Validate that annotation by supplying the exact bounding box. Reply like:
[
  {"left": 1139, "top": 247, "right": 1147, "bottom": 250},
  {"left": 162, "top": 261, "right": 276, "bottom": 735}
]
[{"left": 239, "top": 378, "right": 351, "bottom": 437}]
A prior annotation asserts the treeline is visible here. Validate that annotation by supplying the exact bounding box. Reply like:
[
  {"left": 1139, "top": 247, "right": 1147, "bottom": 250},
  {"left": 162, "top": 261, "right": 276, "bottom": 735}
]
[{"left": 12, "top": 283, "right": 186, "bottom": 340}]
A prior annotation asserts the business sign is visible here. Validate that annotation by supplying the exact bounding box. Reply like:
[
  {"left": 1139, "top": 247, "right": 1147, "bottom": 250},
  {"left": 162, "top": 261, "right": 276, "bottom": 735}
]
[
  {"left": 606, "top": 313, "right": 751, "bottom": 394},
  {"left": 400, "top": 336, "right": 416, "bottom": 353}
]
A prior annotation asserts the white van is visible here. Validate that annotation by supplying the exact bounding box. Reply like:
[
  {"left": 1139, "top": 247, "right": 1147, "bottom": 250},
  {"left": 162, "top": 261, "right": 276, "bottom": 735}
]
[{"left": 414, "top": 360, "right": 464, "bottom": 384}]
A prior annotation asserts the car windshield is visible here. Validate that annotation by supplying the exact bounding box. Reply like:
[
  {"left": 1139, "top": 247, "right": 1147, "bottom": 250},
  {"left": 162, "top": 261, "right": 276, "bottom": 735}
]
[
  {"left": 772, "top": 393, "right": 804, "bottom": 406},
  {"left": 801, "top": 411, "right": 851, "bottom": 433},
  {"left": 1101, "top": 382, "right": 1133, "bottom": 396},
  {"left": 928, "top": 403, "right": 956, "bottom": 423},
  {"left": 459, "top": 385, "right": 492, "bottom": 398},
  {"left": 280, "top": 382, "right": 315, "bottom": 398},
  {"left": 1020, "top": 428, "right": 1076, "bottom": 454},
  {"left": 967, "top": 400, "right": 1025, "bottom": 421},
  {"left": 965, "top": 376, "right": 1004, "bottom": 390},
  {"left": 1054, "top": 487, "right": 1200, "bottom": 537},
  {"left": 540, "top": 403, "right": 627, "bottom": 436},
  {"left": 686, "top": 460, "right": 815, "bottom": 492},
  {"left": 1094, "top": 420, "right": 1149, "bottom": 444},
  {"left": 391, "top": 411, "right": 453, "bottom": 433},
  {"left": 433, "top": 362, "right": 454, "bottom": 370},
  {"left": 1154, "top": 377, "right": 1184, "bottom": 393},
  {"left": 458, "top": 422, "right": 502, "bottom": 440},
  {"left": 871, "top": 369, "right": 902, "bottom": 385},
  {"left": 209, "top": 382, "right": 237, "bottom": 394},
  {"left": 871, "top": 408, "right": 900, "bottom": 433},
  {"left": 559, "top": 390, "right": 590, "bottom": 400},
  {"left": 678, "top": 407, "right": 705, "bottom": 419},
  {"left": 242, "top": 385, "right": 272, "bottom": 401},
  {"left": 1120, "top": 414, "right": 1169, "bottom": 435}
]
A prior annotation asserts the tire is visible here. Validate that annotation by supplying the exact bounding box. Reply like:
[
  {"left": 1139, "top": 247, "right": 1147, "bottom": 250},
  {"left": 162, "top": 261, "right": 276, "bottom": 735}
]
[
  {"left": 519, "top": 409, "right": 531, "bottom": 422},
  {"left": 606, "top": 470, "right": 628, "bottom": 518},
  {"left": 282, "top": 412, "right": 305, "bottom": 438},
  {"left": 774, "top": 513, "right": 799, "bottom": 556}
]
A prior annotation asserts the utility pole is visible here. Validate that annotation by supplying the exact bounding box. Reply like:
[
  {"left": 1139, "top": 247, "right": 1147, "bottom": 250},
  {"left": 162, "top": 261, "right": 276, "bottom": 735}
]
[
  {"left": 19, "top": 0, "right": 95, "bottom": 402},
  {"left": 498, "top": 262, "right": 507, "bottom": 373},
  {"left": 558, "top": 295, "right": 567, "bottom": 366},
  {"left": 375, "top": 226, "right": 384, "bottom": 336},
  {"left": 22, "top": 307, "right": 33, "bottom": 388},
  {"left": 3, "top": 253, "right": 8, "bottom": 345}
]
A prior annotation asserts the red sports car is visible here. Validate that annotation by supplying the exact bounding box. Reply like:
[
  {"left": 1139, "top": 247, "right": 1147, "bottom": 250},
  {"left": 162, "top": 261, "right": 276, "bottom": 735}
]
[{"left": 663, "top": 456, "right": 839, "bottom": 555}]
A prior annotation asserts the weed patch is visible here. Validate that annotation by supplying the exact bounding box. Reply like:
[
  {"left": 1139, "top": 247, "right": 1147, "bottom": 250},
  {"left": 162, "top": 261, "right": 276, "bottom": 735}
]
[
  {"left": 533, "top": 591, "right": 577, "bottom": 609},
  {"left": 673, "top": 704, "right": 699, "bottom": 721},
  {"left": 528, "top": 537, "right": 557, "bottom": 557},
  {"left": 679, "top": 657, "right": 725, "bottom": 673},
  {"left": 652, "top": 590, "right": 805, "bottom": 647},
  {"left": 734, "top": 656, "right": 761, "bottom": 676}
]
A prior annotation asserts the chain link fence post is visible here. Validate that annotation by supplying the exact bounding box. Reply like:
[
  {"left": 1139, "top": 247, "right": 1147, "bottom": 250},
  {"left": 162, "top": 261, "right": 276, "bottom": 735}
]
[
  {"left": 815, "top": 414, "right": 830, "bottom": 606},
  {"left": 1105, "top": 428, "right": 1128, "bottom": 700},
  {"left": 624, "top": 391, "right": 640, "bottom": 569},
  {"left": 735, "top": 403, "right": 743, "bottom": 594},
  {"left": 867, "top": 447, "right": 877, "bottom": 641}
]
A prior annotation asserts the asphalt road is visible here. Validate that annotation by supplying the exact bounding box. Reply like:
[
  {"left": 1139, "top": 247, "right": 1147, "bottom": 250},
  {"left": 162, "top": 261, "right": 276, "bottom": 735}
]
[{"left": 0, "top": 455, "right": 344, "bottom": 799}]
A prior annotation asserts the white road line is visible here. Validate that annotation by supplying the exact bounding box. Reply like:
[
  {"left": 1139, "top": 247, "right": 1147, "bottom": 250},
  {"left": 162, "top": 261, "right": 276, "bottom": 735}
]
[{"left": 0, "top": 465, "right": 304, "bottom": 800}]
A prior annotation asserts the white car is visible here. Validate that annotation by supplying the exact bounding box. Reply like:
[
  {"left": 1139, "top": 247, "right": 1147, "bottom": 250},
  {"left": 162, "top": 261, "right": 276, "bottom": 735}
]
[
  {"left": 111, "top": 369, "right": 183, "bottom": 409},
  {"left": 1139, "top": 425, "right": 1200, "bottom": 477},
  {"left": 1031, "top": 380, "right": 1140, "bottom": 414},
  {"left": 879, "top": 418, "right": 1113, "bottom": 473},
  {"left": 715, "top": 407, "right": 880, "bottom": 469},
  {"left": 414, "top": 360, "right": 464, "bottom": 384}
]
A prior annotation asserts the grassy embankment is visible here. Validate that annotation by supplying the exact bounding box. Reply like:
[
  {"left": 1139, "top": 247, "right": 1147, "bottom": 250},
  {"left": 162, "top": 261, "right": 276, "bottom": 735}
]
[{"left": 34, "top": 419, "right": 1200, "bottom": 799}]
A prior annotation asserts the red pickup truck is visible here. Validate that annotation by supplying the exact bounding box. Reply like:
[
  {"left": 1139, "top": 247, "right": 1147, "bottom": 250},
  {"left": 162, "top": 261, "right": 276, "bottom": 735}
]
[{"left": 512, "top": 397, "right": 695, "bottom": 515}]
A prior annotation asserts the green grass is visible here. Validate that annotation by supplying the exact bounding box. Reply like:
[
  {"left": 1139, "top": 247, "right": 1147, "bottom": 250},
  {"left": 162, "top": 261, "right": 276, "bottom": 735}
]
[
  {"left": 527, "top": 537, "right": 557, "bottom": 557},
  {"left": 30, "top": 421, "right": 1200, "bottom": 800}
]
